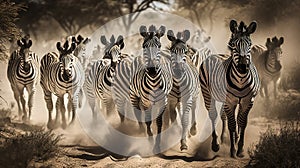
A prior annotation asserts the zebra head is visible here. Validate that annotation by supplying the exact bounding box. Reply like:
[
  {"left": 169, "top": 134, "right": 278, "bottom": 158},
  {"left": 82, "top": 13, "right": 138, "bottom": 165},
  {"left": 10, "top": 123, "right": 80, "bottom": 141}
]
[
  {"left": 228, "top": 20, "right": 257, "bottom": 74},
  {"left": 266, "top": 36, "right": 284, "bottom": 70},
  {"left": 17, "top": 38, "right": 33, "bottom": 63},
  {"left": 72, "top": 35, "right": 91, "bottom": 69},
  {"left": 57, "top": 40, "right": 76, "bottom": 79},
  {"left": 101, "top": 35, "right": 124, "bottom": 69},
  {"left": 167, "top": 29, "right": 190, "bottom": 77},
  {"left": 140, "top": 25, "right": 165, "bottom": 72}
]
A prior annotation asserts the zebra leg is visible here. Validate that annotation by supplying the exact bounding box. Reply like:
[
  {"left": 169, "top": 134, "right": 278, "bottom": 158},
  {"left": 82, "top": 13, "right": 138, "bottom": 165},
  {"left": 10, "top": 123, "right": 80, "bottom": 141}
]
[
  {"left": 12, "top": 86, "right": 22, "bottom": 120},
  {"left": 165, "top": 97, "right": 178, "bottom": 130},
  {"left": 273, "top": 80, "right": 278, "bottom": 99},
  {"left": 54, "top": 96, "right": 62, "bottom": 128},
  {"left": 224, "top": 103, "right": 238, "bottom": 158},
  {"left": 19, "top": 88, "right": 27, "bottom": 122},
  {"left": 132, "top": 96, "right": 144, "bottom": 131},
  {"left": 78, "top": 88, "right": 83, "bottom": 108},
  {"left": 26, "top": 85, "right": 36, "bottom": 122},
  {"left": 180, "top": 99, "right": 192, "bottom": 151},
  {"left": 145, "top": 107, "right": 153, "bottom": 137},
  {"left": 189, "top": 98, "right": 198, "bottom": 136},
  {"left": 220, "top": 104, "right": 228, "bottom": 144},
  {"left": 67, "top": 96, "right": 72, "bottom": 121},
  {"left": 154, "top": 107, "right": 164, "bottom": 154},
  {"left": 70, "top": 93, "right": 79, "bottom": 125},
  {"left": 43, "top": 90, "right": 54, "bottom": 129},
  {"left": 60, "top": 97, "right": 67, "bottom": 129},
  {"left": 116, "top": 99, "right": 125, "bottom": 123},
  {"left": 207, "top": 99, "right": 219, "bottom": 152},
  {"left": 236, "top": 100, "right": 253, "bottom": 158}
]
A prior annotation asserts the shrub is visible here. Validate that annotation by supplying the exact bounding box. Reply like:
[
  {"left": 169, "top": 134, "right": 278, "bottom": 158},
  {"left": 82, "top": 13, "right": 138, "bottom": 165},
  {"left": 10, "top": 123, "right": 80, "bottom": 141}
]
[
  {"left": 248, "top": 122, "right": 300, "bottom": 168},
  {"left": 0, "top": 128, "right": 61, "bottom": 168}
]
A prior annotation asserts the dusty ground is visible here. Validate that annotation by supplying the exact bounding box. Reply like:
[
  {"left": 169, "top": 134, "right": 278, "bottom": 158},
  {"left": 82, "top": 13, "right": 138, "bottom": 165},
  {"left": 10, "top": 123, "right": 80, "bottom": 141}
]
[{"left": 0, "top": 116, "right": 278, "bottom": 168}]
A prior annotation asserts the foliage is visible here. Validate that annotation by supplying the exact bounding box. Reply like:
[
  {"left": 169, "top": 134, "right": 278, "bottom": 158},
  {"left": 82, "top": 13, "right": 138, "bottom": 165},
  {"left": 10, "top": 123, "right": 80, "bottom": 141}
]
[
  {"left": 248, "top": 122, "right": 300, "bottom": 167},
  {"left": 0, "top": 0, "right": 25, "bottom": 61},
  {"left": 229, "top": 0, "right": 300, "bottom": 29},
  {"left": 174, "top": 0, "right": 250, "bottom": 33},
  {"left": 0, "top": 128, "right": 61, "bottom": 168}
]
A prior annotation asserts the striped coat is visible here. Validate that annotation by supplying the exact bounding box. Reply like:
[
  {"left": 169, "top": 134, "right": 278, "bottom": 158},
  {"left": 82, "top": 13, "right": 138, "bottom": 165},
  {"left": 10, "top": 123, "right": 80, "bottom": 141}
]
[
  {"left": 7, "top": 38, "right": 39, "bottom": 122},
  {"left": 199, "top": 20, "right": 260, "bottom": 158},
  {"left": 129, "top": 25, "right": 172, "bottom": 153},
  {"left": 251, "top": 36, "right": 284, "bottom": 98},
  {"left": 40, "top": 41, "right": 84, "bottom": 129},
  {"left": 165, "top": 30, "right": 201, "bottom": 151}
]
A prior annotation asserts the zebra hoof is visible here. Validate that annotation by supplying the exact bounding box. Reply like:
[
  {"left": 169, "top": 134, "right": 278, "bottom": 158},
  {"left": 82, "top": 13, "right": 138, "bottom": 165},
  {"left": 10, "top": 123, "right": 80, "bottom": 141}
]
[
  {"left": 190, "top": 124, "right": 197, "bottom": 136},
  {"left": 237, "top": 149, "right": 245, "bottom": 158},
  {"left": 47, "top": 121, "right": 55, "bottom": 130},
  {"left": 22, "top": 115, "right": 28, "bottom": 122},
  {"left": 230, "top": 148, "right": 237, "bottom": 158},
  {"left": 180, "top": 144, "right": 188, "bottom": 151},
  {"left": 212, "top": 143, "right": 220, "bottom": 152},
  {"left": 153, "top": 145, "right": 161, "bottom": 154},
  {"left": 61, "top": 122, "right": 67, "bottom": 129}
]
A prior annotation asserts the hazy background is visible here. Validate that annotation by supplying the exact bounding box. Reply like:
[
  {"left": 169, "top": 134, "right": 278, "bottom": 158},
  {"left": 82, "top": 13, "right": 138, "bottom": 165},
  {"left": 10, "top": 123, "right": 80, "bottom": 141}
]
[{"left": 0, "top": 0, "right": 299, "bottom": 158}]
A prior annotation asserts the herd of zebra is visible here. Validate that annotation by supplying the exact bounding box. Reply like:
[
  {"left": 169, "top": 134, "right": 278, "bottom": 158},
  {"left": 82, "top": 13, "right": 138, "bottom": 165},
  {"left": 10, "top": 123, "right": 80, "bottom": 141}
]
[{"left": 6, "top": 19, "right": 284, "bottom": 158}]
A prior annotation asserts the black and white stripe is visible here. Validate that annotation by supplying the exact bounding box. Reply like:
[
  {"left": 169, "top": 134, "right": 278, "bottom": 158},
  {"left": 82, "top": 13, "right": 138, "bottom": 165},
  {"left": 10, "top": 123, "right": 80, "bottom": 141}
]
[
  {"left": 199, "top": 20, "right": 260, "bottom": 158},
  {"left": 129, "top": 25, "right": 172, "bottom": 153},
  {"left": 251, "top": 36, "right": 284, "bottom": 98},
  {"left": 40, "top": 40, "right": 84, "bottom": 129},
  {"left": 84, "top": 35, "right": 124, "bottom": 120},
  {"left": 165, "top": 30, "right": 200, "bottom": 151},
  {"left": 7, "top": 38, "right": 39, "bottom": 122}
]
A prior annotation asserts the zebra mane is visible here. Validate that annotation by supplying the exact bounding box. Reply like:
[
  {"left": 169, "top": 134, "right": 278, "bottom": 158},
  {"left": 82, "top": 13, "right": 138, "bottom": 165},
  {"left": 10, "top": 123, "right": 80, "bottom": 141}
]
[{"left": 56, "top": 40, "right": 76, "bottom": 56}]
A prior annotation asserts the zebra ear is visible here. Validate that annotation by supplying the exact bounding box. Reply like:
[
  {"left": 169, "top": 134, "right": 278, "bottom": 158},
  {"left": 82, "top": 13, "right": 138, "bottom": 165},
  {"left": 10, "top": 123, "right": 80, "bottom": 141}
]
[
  {"left": 68, "top": 42, "right": 76, "bottom": 54},
  {"left": 140, "top": 25, "right": 148, "bottom": 37},
  {"left": 17, "top": 40, "right": 23, "bottom": 47},
  {"left": 204, "top": 36, "right": 211, "bottom": 43},
  {"left": 77, "top": 35, "right": 84, "bottom": 44},
  {"left": 83, "top": 38, "right": 91, "bottom": 45},
  {"left": 56, "top": 42, "right": 63, "bottom": 52},
  {"left": 182, "top": 30, "right": 190, "bottom": 42},
  {"left": 266, "top": 38, "right": 272, "bottom": 49},
  {"left": 27, "top": 40, "right": 32, "bottom": 48},
  {"left": 230, "top": 20, "right": 238, "bottom": 33},
  {"left": 167, "top": 30, "right": 176, "bottom": 42},
  {"left": 117, "top": 35, "right": 124, "bottom": 50},
  {"left": 246, "top": 21, "right": 257, "bottom": 35},
  {"left": 72, "top": 36, "right": 77, "bottom": 44},
  {"left": 63, "top": 40, "right": 69, "bottom": 50},
  {"left": 279, "top": 37, "right": 284, "bottom": 45},
  {"left": 156, "top": 25, "right": 166, "bottom": 38},
  {"left": 100, "top": 36, "right": 108, "bottom": 45}
]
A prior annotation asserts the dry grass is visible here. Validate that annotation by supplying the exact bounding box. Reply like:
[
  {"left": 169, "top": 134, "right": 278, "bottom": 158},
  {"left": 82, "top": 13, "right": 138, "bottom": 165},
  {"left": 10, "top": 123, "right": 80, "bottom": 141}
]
[
  {"left": 0, "top": 128, "right": 61, "bottom": 168},
  {"left": 248, "top": 121, "right": 300, "bottom": 168}
]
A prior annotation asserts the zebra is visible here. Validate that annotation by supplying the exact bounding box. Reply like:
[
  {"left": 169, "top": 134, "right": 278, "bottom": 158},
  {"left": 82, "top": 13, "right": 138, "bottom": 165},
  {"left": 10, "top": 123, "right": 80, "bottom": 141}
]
[
  {"left": 84, "top": 35, "right": 125, "bottom": 120},
  {"left": 72, "top": 35, "right": 91, "bottom": 70},
  {"left": 164, "top": 29, "right": 200, "bottom": 151},
  {"left": 129, "top": 25, "right": 173, "bottom": 153},
  {"left": 40, "top": 40, "right": 84, "bottom": 129},
  {"left": 190, "top": 29, "right": 211, "bottom": 49},
  {"left": 199, "top": 20, "right": 260, "bottom": 158},
  {"left": 7, "top": 37, "right": 39, "bottom": 122},
  {"left": 186, "top": 45, "right": 212, "bottom": 73},
  {"left": 251, "top": 36, "right": 284, "bottom": 99}
]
